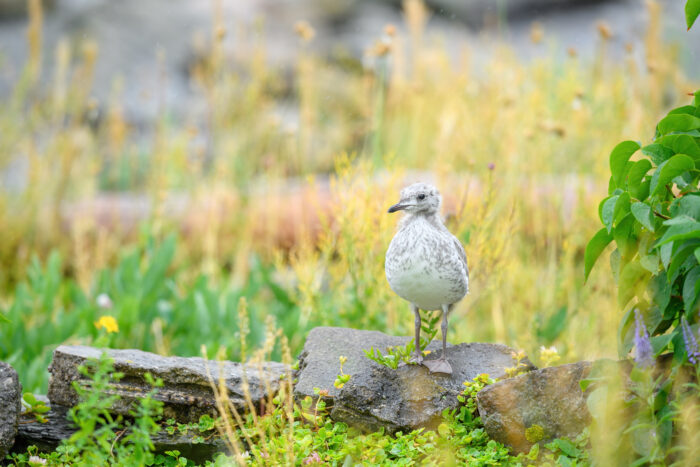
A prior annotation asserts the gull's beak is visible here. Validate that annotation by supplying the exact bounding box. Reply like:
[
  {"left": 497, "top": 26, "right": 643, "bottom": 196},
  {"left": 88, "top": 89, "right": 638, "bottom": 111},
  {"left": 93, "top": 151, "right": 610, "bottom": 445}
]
[{"left": 388, "top": 202, "right": 407, "bottom": 213}]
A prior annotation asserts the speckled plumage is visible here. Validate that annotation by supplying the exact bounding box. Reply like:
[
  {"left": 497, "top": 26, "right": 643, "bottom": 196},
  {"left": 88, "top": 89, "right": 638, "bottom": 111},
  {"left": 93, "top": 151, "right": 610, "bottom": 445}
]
[
  {"left": 384, "top": 182, "right": 469, "bottom": 374},
  {"left": 385, "top": 184, "right": 469, "bottom": 311}
]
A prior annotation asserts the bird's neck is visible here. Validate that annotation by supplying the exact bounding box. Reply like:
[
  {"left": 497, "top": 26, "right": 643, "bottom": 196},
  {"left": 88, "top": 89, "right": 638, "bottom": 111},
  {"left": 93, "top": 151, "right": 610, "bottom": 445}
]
[{"left": 400, "top": 211, "right": 443, "bottom": 229}]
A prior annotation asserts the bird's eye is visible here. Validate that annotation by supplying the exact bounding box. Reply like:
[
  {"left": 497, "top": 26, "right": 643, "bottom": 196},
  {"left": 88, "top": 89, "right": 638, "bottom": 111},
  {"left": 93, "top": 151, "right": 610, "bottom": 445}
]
[{"left": 417, "top": 194, "right": 426, "bottom": 200}]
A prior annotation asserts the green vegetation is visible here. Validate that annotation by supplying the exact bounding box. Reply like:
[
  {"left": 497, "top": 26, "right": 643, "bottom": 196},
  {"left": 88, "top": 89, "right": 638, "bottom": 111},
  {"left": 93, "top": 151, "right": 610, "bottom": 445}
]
[
  {"left": 7, "top": 367, "right": 589, "bottom": 466},
  {"left": 581, "top": 2, "right": 700, "bottom": 463},
  {"left": 364, "top": 310, "right": 441, "bottom": 369},
  {"left": 2, "top": 0, "right": 700, "bottom": 464}
]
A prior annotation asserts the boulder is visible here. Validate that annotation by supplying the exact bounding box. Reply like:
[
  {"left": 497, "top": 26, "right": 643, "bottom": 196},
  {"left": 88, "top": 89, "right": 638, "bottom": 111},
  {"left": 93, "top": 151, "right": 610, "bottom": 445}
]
[
  {"left": 295, "top": 326, "right": 534, "bottom": 433},
  {"left": 476, "top": 361, "right": 592, "bottom": 454},
  {"left": 0, "top": 361, "right": 21, "bottom": 459},
  {"left": 48, "top": 345, "right": 289, "bottom": 423},
  {"left": 15, "top": 397, "right": 227, "bottom": 463}
]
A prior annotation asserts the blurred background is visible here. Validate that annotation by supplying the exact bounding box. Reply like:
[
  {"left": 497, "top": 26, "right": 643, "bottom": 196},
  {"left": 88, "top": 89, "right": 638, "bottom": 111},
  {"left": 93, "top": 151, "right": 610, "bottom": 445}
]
[{"left": 0, "top": 0, "right": 698, "bottom": 392}]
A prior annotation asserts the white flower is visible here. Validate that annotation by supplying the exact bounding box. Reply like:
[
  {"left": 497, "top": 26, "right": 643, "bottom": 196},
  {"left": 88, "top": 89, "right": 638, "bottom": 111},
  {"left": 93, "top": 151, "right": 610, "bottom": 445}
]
[
  {"left": 28, "top": 456, "right": 47, "bottom": 465},
  {"left": 96, "top": 293, "right": 113, "bottom": 309}
]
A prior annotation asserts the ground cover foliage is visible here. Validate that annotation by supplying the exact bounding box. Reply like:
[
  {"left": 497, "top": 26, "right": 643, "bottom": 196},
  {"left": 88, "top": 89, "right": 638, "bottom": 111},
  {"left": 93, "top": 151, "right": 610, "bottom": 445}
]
[{"left": 2, "top": 0, "right": 700, "bottom": 464}]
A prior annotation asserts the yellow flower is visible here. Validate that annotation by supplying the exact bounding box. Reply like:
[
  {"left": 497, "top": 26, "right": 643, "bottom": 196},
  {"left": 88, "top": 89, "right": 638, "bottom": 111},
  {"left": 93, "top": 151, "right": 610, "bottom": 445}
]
[
  {"left": 294, "top": 21, "right": 315, "bottom": 43},
  {"left": 94, "top": 316, "right": 119, "bottom": 333},
  {"left": 539, "top": 346, "right": 561, "bottom": 368}
]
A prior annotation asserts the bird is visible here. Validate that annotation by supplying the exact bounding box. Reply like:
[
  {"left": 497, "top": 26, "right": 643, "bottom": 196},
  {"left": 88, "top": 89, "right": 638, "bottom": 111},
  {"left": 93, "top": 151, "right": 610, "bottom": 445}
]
[{"left": 385, "top": 182, "right": 469, "bottom": 374}]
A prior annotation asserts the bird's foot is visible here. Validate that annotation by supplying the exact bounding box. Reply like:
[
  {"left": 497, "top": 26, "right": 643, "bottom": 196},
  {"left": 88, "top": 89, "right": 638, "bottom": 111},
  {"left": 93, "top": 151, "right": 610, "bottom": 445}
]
[
  {"left": 424, "top": 357, "right": 452, "bottom": 375},
  {"left": 408, "top": 353, "right": 424, "bottom": 365}
]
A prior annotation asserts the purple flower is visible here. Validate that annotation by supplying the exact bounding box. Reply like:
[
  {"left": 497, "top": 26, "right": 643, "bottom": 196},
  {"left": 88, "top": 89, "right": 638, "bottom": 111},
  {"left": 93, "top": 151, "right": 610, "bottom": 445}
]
[
  {"left": 681, "top": 315, "right": 699, "bottom": 365},
  {"left": 488, "top": 163, "right": 495, "bottom": 171},
  {"left": 634, "top": 309, "right": 654, "bottom": 368}
]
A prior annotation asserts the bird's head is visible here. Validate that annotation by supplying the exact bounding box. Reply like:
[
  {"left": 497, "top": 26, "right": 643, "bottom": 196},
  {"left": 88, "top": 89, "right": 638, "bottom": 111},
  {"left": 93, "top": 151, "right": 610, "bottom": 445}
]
[{"left": 388, "top": 182, "right": 441, "bottom": 215}]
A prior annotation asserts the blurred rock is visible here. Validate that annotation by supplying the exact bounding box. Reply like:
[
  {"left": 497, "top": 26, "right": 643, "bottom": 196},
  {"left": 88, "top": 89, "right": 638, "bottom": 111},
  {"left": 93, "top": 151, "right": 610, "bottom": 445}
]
[
  {"left": 382, "top": 0, "right": 613, "bottom": 26},
  {"left": 48, "top": 345, "right": 289, "bottom": 423},
  {"left": 476, "top": 361, "right": 592, "bottom": 454},
  {"left": 15, "top": 396, "right": 227, "bottom": 463},
  {"left": 294, "top": 326, "right": 534, "bottom": 433},
  {"left": 0, "top": 361, "right": 21, "bottom": 459},
  {"left": 0, "top": 0, "right": 695, "bottom": 131},
  {"left": 0, "top": 0, "right": 54, "bottom": 18}
]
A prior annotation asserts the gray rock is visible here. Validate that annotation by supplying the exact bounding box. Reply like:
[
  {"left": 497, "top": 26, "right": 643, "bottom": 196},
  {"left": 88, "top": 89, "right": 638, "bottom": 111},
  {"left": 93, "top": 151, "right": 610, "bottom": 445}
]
[
  {"left": 0, "top": 361, "right": 22, "bottom": 459},
  {"left": 48, "top": 345, "right": 289, "bottom": 423},
  {"left": 295, "top": 326, "right": 533, "bottom": 433},
  {"left": 15, "top": 396, "right": 227, "bottom": 463},
  {"left": 295, "top": 327, "right": 414, "bottom": 402},
  {"left": 477, "top": 361, "right": 592, "bottom": 454}
]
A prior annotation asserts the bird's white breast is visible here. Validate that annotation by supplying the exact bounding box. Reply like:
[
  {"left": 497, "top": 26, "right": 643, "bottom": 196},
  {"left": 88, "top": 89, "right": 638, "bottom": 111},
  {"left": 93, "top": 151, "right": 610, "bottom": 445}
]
[{"left": 385, "top": 217, "right": 468, "bottom": 311}]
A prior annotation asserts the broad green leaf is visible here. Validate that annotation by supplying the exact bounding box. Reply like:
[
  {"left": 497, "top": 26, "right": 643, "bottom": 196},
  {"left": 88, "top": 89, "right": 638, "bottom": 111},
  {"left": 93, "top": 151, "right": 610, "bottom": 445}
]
[
  {"left": 670, "top": 194, "right": 700, "bottom": 220},
  {"left": 610, "top": 141, "right": 641, "bottom": 187},
  {"left": 614, "top": 215, "right": 637, "bottom": 258},
  {"left": 610, "top": 248, "right": 622, "bottom": 281},
  {"left": 598, "top": 195, "right": 612, "bottom": 224},
  {"left": 633, "top": 180, "right": 651, "bottom": 201},
  {"left": 618, "top": 306, "right": 636, "bottom": 356},
  {"left": 584, "top": 228, "right": 613, "bottom": 281},
  {"left": 650, "top": 333, "right": 674, "bottom": 356},
  {"left": 646, "top": 305, "right": 664, "bottom": 335},
  {"left": 550, "top": 439, "right": 582, "bottom": 458},
  {"left": 687, "top": 0, "right": 700, "bottom": 29},
  {"left": 666, "top": 240, "right": 700, "bottom": 282},
  {"left": 630, "top": 202, "right": 655, "bottom": 231},
  {"left": 640, "top": 253, "right": 659, "bottom": 273},
  {"left": 673, "top": 331, "right": 688, "bottom": 364},
  {"left": 618, "top": 260, "right": 651, "bottom": 308},
  {"left": 613, "top": 192, "right": 631, "bottom": 225},
  {"left": 657, "top": 114, "right": 700, "bottom": 135},
  {"left": 649, "top": 272, "right": 671, "bottom": 310},
  {"left": 607, "top": 176, "right": 616, "bottom": 195},
  {"left": 658, "top": 134, "right": 700, "bottom": 159},
  {"left": 141, "top": 234, "right": 177, "bottom": 303},
  {"left": 695, "top": 246, "right": 700, "bottom": 264},
  {"left": 642, "top": 143, "right": 674, "bottom": 165},
  {"left": 535, "top": 306, "right": 568, "bottom": 345},
  {"left": 660, "top": 242, "right": 674, "bottom": 269},
  {"left": 682, "top": 265, "right": 700, "bottom": 311},
  {"left": 601, "top": 195, "right": 619, "bottom": 233},
  {"left": 627, "top": 159, "right": 652, "bottom": 191},
  {"left": 650, "top": 154, "right": 695, "bottom": 196},
  {"left": 654, "top": 216, "right": 700, "bottom": 246},
  {"left": 664, "top": 214, "right": 698, "bottom": 225},
  {"left": 668, "top": 105, "right": 699, "bottom": 117}
]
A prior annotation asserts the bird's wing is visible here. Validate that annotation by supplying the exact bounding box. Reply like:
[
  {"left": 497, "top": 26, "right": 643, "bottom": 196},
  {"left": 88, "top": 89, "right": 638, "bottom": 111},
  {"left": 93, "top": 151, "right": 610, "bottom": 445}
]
[{"left": 451, "top": 234, "right": 469, "bottom": 279}]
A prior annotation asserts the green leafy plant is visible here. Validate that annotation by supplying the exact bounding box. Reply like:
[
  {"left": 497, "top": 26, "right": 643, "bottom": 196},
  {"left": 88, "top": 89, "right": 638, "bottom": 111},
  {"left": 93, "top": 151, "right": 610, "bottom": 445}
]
[
  {"left": 333, "top": 355, "right": 351, "bottom": 389},
  {"left": 583, "top": 4, "right": 700, "bottom": 464},
  {"left": 364, "top": 310, "right": 440, "bottom": 369},
  {"left": 687, "top": 0, "right": 700, "bottom": 30},
  {"left": 21, "top": 393, "right": 50, "bottom": 424},
  {"left": 585, "top": 90, "right": 700, "bottom": 361},
  {"left": 63, "top": 355, "right": 163, "bottom": 465}
]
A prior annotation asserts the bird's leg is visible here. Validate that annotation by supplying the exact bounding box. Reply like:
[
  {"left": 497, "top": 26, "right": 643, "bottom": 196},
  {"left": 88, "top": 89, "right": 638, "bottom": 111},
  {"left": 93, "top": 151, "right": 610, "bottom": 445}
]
[
  {"left": 408, "top": 304, "right": 423, "bottom": 364},
  {"left": 424, "top": 305, "right": 453, "bottom": 374}
]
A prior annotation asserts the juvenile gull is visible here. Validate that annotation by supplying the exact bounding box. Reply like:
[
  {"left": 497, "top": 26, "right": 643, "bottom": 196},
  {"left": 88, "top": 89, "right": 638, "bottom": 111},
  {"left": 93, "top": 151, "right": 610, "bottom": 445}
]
[{"left": 385, "top": 182, "right": 469, "bottom": 374}]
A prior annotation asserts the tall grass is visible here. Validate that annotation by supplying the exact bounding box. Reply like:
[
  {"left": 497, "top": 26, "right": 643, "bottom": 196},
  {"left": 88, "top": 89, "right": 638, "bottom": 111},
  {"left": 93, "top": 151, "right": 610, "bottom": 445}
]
[{"left": 0, "top": 0, "right": 696, "bottom": 393}]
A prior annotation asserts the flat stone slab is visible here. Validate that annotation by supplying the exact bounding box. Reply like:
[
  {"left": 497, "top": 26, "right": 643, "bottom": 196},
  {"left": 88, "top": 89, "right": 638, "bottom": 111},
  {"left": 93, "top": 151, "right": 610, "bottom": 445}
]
[
  {"left": 295, "top": 327, "right": 534, "bottom": 433},
  {"left": 0, "top": 361, "right": 21, "bottom": 458},
  {"left": 48, "top": 345, "right": 289, "bottom": 423},
  {"left": 15, "top": 397, "right": 227, "bottom": 463},
  {"left": 477, "top": 361, "right": 593, "bottom": 454}
]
